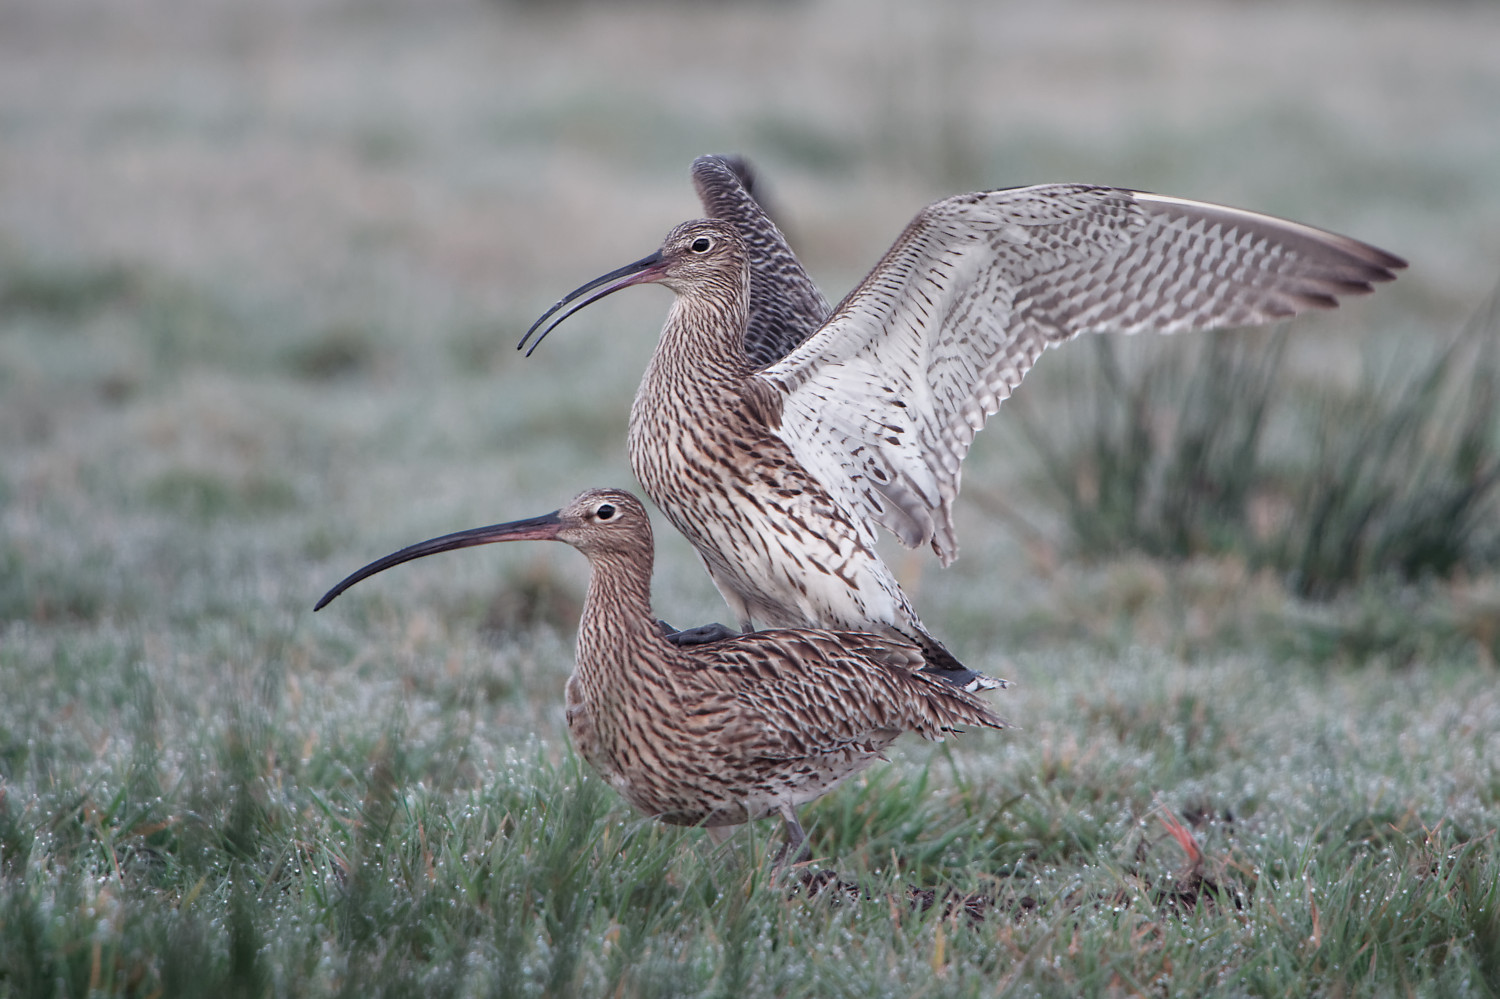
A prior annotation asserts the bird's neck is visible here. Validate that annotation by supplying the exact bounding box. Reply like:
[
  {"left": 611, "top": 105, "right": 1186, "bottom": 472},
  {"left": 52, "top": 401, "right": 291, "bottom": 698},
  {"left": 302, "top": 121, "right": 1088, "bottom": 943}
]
[
  {"left": 573, "top": 548, "right": 676, "bottom": 684},
  {"left": 654, "top": 267, "right": 754, "bottom": 384}
]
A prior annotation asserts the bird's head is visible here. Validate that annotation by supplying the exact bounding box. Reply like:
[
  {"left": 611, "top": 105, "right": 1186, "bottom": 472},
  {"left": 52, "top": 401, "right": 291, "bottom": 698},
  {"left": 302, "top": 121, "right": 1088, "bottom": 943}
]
[
  {"left": 314, "top": 488, "right": 653, "bottom": 611},
  {"left": 518, "top": 219, "right": 746, "bottom": 356}
]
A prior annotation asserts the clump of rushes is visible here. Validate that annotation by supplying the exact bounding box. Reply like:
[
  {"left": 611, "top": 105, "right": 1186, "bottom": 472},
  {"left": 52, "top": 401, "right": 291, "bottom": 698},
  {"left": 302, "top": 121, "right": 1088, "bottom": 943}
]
[
  {"left": 1018, "top": 326, "right": 1287, "bottom": 563},
  {"left": 1018, "top": 285, "right": 1500, "bottom": 600},
  {"left": 1276, "top": 290, "right": 1500, "bottom": 598}
]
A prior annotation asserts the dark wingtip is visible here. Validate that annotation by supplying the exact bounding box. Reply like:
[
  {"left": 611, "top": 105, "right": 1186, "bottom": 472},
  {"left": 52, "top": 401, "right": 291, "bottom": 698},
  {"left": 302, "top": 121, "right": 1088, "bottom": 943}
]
[
  {"left": 1293, "top": 291, "right": 1343, "bottom": 311},
  {"left": 1324, "top": 278, "right": 1382, "bottom": 296},
  {"left": 1367, "top": 247, "right": 1408, "bottom": 273},
  {"left": 1327, "top": 234, "right": 1407, "bottom": 278},
  {"left": 717, "top": 155, "right": 758, "bottom": 196},
  {"left": 1343, "top": 250, "right": 1406, "bottom": 286}
]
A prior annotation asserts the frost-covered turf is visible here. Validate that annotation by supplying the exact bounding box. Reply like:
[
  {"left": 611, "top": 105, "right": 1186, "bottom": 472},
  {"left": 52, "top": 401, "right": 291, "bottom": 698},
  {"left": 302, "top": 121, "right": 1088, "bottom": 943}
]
[
  {"left": 4, "top": 619, "right": 1499, "bottom": 996},
  {"left": 3, "top": 1, "right": 1500, "bottom": 995}
]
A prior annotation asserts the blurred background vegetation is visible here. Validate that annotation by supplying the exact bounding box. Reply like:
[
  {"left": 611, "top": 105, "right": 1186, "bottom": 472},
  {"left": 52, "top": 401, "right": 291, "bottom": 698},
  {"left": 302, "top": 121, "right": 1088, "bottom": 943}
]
[
  {"left": 3, "top": 0, "right": 1495, "bottom": 642},
  {"left": 2, "top": 0, "right": 1499, "bottom": 994}
]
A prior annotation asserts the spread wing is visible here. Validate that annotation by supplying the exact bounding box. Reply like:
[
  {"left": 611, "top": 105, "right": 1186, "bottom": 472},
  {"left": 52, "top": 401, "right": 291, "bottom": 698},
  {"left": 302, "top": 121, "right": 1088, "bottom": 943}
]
[
  {"left": 755, "top": 184, "right": 1406, "bottom": 564},
  {"left": 692, "top": 154, "right": 831, "bottom": 368}
]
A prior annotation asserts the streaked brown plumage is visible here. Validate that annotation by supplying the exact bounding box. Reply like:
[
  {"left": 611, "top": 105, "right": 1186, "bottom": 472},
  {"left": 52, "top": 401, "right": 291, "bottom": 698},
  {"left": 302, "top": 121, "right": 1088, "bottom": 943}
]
[
  {"left": 520, "top": 155, "right": 1406, "bottom": 690},
  {"left": 314, "top": 488, "right": 1004, "bottom": 861}
]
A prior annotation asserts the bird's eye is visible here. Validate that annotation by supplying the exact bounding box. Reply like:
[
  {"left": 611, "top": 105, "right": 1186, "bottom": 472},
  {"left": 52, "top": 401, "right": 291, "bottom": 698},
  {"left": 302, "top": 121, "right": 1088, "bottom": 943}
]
[
  {"left": 595, "top": 503, "right": 616, "bottom": 521},
  {"left": 690, "top": 237, "right": 712, "bottom": 253}
]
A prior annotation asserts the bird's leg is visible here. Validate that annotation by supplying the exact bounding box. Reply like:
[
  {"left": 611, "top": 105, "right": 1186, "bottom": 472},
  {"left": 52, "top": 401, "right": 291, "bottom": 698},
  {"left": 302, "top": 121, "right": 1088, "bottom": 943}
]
[
  {"left": 703, "top": 823, "right": 742, "bottom": 866},
  {"left": 772, "top": 803, "right": 811, "bottom": 870},
  {"left": 657, "top": 620, "right": 740, "bottom": 646}
]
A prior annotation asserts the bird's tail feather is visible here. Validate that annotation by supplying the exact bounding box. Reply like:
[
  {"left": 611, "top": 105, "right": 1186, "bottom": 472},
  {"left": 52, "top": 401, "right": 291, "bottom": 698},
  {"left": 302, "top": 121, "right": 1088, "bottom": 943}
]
[{"left": 907, "top": 629, "right": 1007, "bottom": 693}]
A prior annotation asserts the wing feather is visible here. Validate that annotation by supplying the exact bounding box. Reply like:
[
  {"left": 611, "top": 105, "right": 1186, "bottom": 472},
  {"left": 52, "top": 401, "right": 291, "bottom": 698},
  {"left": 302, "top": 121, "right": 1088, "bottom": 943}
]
[
  {"left": 691, "top": 630, "right": 1002, "bottom": 762},
  {"left": 757, "top": 184, "right": 1405, "bottom": 563},
  {"left": 692, "top": 155, "right": 831, "bottom": 368}
]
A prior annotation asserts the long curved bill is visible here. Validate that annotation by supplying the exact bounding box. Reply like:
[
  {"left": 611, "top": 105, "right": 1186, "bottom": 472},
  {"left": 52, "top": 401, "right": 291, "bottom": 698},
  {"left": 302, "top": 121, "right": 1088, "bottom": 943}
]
[
  {"left": 517, "top": 250, "right": 665, "bottom": 357},
  {"left": 314, "top": 511, "right": 562, "bottom": 611}
]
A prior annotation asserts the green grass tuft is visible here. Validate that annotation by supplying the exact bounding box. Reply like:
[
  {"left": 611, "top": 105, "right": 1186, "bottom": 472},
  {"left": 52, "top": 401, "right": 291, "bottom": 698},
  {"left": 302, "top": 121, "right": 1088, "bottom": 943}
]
[
  {"left": 1019, "top": 290, "right": 1500, "bottom": 603},
  {"left": 0, "top": 259, "right": 141, "bottom": 321},
  {"left": 143, "top": 468, "right": 300, "bottom": 522},
  {"left": 284, "top": 323, "right": 380, "bottom": 382}
]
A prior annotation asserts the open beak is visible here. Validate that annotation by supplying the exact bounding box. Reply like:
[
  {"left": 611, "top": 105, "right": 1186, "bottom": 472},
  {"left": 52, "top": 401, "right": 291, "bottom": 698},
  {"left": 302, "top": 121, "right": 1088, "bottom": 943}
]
[
  {"left": 314, "top": 511, "right": 563, "bottom": 611},
  {"left": 517, "top": 250, "right": 665, "bottom": 356}
]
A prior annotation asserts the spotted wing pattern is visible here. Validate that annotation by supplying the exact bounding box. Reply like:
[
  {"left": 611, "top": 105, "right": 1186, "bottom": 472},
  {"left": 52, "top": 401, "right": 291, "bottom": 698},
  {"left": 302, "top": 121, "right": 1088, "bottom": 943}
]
[
  {"left": 757, "top": 185, "right": 1406, "bottom": 564},
  {"left": 692, "top": 154, "right": 831, "bottom": 369}
]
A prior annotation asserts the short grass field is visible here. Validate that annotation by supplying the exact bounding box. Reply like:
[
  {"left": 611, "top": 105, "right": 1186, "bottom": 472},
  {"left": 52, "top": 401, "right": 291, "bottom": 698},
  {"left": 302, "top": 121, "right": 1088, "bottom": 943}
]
[{"left": 3, "top": 1, "right": 1500, "bottom": 995}]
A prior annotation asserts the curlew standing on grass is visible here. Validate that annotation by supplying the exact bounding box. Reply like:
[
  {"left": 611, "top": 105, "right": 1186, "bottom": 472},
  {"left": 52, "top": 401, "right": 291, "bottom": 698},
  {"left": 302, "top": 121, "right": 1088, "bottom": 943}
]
[
  {"left": 519, "top": 156, "right": 1406, "bottom": 690},
  {"left": 315, "top": 488, "right": 1004, "bottom": 863}
]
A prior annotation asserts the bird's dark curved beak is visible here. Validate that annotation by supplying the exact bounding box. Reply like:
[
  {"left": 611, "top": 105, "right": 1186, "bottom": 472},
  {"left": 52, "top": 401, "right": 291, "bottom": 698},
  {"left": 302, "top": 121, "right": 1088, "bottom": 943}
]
[
  {"left": 517, "top": 250, "right": 665, "bottom": 356},
  {"left": 314, "top": 511, "right": 563, "bottom": 611}
]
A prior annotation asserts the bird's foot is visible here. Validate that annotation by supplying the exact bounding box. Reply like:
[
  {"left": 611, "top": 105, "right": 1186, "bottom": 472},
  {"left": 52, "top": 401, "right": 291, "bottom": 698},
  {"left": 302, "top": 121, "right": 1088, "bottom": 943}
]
[
  {"left": 657, "top": 620, "right": 739, "bottom": 646},
  {"left": 771, "top": 804, "right": 812, "bottom": 874},
  {"left": 771, "top": 837, "right": 812, "bottom": 871},
  {"left": 906, "top": 885, "right": 996, "bottom": 924},
  {"left": 787, "top": 867, "right": 864, "bottom": 903}
]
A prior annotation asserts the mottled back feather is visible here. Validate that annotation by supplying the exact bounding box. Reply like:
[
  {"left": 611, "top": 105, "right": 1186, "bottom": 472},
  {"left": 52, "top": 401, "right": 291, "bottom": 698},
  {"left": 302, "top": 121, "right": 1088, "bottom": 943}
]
[{"left": 684, "top": 628, "right": 1003, "bottom": 764}]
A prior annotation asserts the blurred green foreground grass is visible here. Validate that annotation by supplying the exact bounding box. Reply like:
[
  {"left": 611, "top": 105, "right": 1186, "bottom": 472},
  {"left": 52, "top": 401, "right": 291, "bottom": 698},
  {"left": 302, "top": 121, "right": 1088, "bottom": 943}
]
[{"left": 3, "top": 0, "right": 1500, "bottom": 995}]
